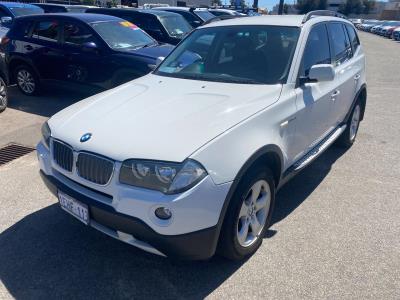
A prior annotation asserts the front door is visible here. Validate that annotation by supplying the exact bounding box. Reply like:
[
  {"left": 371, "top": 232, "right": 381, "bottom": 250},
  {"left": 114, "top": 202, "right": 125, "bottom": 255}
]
[{"left": 293, "top": 23, "right": 337, "bottom": 157}]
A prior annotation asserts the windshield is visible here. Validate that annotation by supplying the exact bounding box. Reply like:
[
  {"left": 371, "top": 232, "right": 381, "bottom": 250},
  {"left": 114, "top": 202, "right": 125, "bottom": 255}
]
[
  {"left": 194, "top": 10, "right": 214, "bottom": 21},
  {"left": 9, "top": 6, "right": 44, "bottom": 16},
  {"left": 155, "top": 26, "right": 300, "bottom": 84},
  {"left": 91, "top": 21, "right": 156, "bottom": 51},
  {"left": 159, "top": 15, "right": 192, "bottom": 37}
]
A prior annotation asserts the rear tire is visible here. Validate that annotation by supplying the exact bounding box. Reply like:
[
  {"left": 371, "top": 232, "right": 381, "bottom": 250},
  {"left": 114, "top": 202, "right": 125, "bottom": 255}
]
[
  {"left": 0, "top": 76, "right": 8, "bottom": 112},
  {"left": 336, "top": 102, "right": 362, "bottom": 148},
  {"left": 14, "top": 64, "right": 40, "bottom": 96},
  {"left": 218, "top": 167, "right": 275, "bottom": 260}
]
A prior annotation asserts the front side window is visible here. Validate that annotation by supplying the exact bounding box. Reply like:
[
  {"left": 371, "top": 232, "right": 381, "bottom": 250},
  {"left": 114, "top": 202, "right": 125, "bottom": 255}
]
[
  {"left": 156, "top": 26, "right": 300, "bottom": 84},
  {"left": 300, "top": 23, "right": 331, "bottom": 77},
  {"left": 328, "top": 23, "right": 353, "bottom": 66},
  {"left": 194, "top": 10, "right": 214, "bottom": 21},
  {"left": 64, "top": 22, "right": 95, "bottom": 45},
  {"left": 32, "top": 20, "right": 59, "bottom": 42},
  {"left": 90, "top": 21, "right": 155, "bottom": 51}
]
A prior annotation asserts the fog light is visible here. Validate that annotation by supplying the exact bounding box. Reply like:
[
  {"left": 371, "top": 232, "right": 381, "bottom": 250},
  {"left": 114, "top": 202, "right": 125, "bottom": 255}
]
[{"left": 155, "top": 207, "right": 172, "bottom": 220}]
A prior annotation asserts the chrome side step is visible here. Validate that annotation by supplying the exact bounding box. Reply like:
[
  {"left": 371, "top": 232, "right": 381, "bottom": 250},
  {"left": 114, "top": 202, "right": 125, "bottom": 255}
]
[{"left": 284, "top": 125, "right": 347, "bottom": 177}]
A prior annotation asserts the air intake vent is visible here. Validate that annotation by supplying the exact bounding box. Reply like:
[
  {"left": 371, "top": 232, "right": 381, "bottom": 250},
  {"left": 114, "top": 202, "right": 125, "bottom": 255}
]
[{"left": 0, "top": 144, "right": 35, "bottom": 166}]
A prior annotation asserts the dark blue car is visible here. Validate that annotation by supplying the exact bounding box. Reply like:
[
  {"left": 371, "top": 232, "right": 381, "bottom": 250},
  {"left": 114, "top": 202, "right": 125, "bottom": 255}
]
[
  {"left": 2, "top": 13, "right": 173, "bottom": 95},
  {"left": 0, "top": 2, "right": 43, "bottom": 28}
]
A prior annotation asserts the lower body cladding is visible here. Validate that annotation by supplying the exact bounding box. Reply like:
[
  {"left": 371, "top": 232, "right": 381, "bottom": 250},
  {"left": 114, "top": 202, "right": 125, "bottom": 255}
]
[{"left": 37, "top": 142, "right": 232, "bottom": 260}]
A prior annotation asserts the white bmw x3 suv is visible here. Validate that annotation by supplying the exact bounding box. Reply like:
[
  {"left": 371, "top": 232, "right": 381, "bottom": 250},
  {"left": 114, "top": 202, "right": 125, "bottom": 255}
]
[{"left": 38, "top": 11, "right": 366, "bottom": 260}]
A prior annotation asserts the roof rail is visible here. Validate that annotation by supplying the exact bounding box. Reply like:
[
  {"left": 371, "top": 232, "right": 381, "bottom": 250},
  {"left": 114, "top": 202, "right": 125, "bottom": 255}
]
[{"left": 302, "top": 10, "right": 347, "bottom": 23}]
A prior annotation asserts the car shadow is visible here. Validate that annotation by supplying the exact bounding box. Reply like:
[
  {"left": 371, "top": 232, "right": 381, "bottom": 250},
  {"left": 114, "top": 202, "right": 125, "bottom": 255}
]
[
  {"left": 0, "top": 147, "right": 348, "bottom": 299},
  {"left": 7, "top": 85, "right": 95, "bottom": 117}
]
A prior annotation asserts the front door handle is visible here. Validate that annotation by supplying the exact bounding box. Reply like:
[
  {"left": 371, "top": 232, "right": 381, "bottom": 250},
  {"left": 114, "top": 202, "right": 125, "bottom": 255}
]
[
  {"left": 354, "top": 74, "right": 361, "bottom": 80},
  {"left": 24, "top": 45, "right": 33, "bottom": 51},
  {"left": 331, "top": 90, "right": 340, "bottom": 100}
]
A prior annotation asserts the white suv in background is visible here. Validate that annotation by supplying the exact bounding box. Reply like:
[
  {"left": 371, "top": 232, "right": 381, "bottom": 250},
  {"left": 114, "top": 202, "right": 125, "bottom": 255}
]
[{"left": 37, "top": 11, "right": 366, "bottom": 260}]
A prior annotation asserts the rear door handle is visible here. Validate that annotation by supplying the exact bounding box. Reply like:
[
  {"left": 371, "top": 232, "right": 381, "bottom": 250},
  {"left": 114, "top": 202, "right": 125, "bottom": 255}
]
[
  {"left": 24, "top": 45, "right": 33, "bottom": 50},
  {"left": 354, "top": 74, "right": 361, "bottom": 80},
  {"left": 331, "top": 90, "right": 340, "bottom": 100}
]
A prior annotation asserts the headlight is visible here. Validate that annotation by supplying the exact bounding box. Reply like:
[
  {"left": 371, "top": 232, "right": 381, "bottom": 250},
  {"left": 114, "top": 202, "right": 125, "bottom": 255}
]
[
  {"left": 41, "top": 121, "right": 51, "bottom": 148},
  {"left": 119, "top": 159, "right": 207, "bottom": 194}
]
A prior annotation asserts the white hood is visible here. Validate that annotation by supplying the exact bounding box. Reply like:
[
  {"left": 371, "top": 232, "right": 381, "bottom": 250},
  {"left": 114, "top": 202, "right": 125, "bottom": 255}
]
[{"left": 49, "top": 74, "right": 282, "bottom": 162}]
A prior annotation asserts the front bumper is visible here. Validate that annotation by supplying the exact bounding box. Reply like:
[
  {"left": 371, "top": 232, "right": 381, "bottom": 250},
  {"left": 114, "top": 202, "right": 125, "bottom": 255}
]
[{"left": 37, "top": 141, "right": 232, "bottom": 260}]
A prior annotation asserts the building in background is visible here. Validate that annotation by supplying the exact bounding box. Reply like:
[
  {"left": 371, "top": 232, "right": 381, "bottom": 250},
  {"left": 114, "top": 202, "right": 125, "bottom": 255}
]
[{"left": 381, "top": 0, "right": 400, "bottom": 19}]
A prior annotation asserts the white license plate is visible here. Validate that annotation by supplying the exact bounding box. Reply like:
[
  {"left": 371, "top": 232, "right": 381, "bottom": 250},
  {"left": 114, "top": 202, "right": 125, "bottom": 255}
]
[{"left": 58, "top": 191, "right": 89, "bottom": 225}]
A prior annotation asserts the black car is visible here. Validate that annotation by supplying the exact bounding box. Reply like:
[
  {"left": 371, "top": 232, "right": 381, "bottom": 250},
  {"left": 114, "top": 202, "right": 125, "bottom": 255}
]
[
  {"left": 0, "top": 54, "right": 8, "bottom": 112},
  {"left": 2, "top": 13, "right": 173, "bottom": 95},
  {"left": 86, "top": 8, "right": 192, "bottom": 45},
  {"left": 32, "top": 3, "right": 94, "bottom": 13},
  {"left": 152, "top": 7, "right": 214, "bottom": 28}
]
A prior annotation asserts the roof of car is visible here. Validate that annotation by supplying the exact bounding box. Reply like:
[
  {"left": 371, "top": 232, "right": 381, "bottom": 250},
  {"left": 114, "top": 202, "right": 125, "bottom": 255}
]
[
  {"left": 0, "top": 2, "right": 39, "bottom": 8},
  {"left": 200, "top": 14, "right": 349, "bottom": 28},
  {"left": 17, "top": 13, "right": 122, "bottom": 23},
  {"left": 32, "top": 3, "right": 92, "bottom": 8},
  {"left": 154, "top": 7, "right": 209, "bottom": 12},
  {"left": 87, "top": 8, "right": 180, "bottom": 17}
]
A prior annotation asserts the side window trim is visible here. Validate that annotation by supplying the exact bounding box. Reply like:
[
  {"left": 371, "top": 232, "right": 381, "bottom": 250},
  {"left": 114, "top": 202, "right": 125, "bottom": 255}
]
[
  {"left": 344, "top": 24, "right": 360, "bottom": 54},
  {"left": 327, "top": 21, "right": 353, "bottom": 68}
]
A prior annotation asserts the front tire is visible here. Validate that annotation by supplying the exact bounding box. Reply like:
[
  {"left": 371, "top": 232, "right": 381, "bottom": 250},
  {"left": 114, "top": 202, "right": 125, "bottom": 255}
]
[
  {"left": 336, "top": 102, "right": 362, "bottom": 148},
  {"left": 14, "top": 65, "right": 40, "bottom": 96},
  {"left": 218, "top": 167, "right": 275, "bottom": 260},
  {"left": 0, "top": 76, "right": 8, "bottom": 112}
]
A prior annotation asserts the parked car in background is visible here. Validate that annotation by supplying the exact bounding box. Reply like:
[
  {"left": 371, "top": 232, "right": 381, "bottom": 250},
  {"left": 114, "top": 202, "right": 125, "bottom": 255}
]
[
  {"left": 381, "top": 21, "right": 400, "bottom": 37},
  {"left": 208, "top": 8, "right": 245, "bottom": 17},
  {"left": 152, "top": 7, "right": 214, "bottom": 28},
  {"left": 86, "top": 8, "right": 192, "bottom": 45},
  {"left": 32, "top": 3, "right": 94, "bottom": 13},
  {"left": 0, "top": 2, "right": 43, "bottom": 39},
  {"left": 2, "top": 13, "right": 173, "bottom": 95},
  {"left": 360, "top": 20, "right": 381, "bottom": 32},
  {"left": 37, "top": 13, "right": 366, "bottom": 260},
  {"left": 349, "top": 18, "right": 362, "bottom": 26},
  {"left": 393, "top": 27, "right": 400, "bottom": 40},
  {"left": 0, "top": 55, "right": 8, "bottom": 112}
]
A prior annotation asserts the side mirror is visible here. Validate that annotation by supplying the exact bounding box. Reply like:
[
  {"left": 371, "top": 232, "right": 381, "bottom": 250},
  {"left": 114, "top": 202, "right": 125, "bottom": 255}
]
[
  {"left": 300, "top": 64, "right": 335, "bottom": 85},
  {"left": 1, "top": 17, "right": 12, "bottom": 26},
  {"left": 309, "top": 64, "right": 335, "bottom": 82},
  {"left": 81, "top": 42, "right": 98, "bottom": 53},
  {"left": 156, "top": 56, "right": 165, "bottom": 66}
]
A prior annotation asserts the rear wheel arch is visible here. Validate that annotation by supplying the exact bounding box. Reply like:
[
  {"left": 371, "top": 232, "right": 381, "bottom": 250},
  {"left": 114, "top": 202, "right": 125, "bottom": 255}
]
[{"left": 8, "top": 58, "right": 37, "bottom": 84}]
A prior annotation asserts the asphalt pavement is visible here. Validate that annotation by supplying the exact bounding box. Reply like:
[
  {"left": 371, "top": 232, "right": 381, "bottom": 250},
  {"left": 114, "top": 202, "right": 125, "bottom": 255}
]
[{"left": 0, "top": 32, "right": 399, "bottom": 299}]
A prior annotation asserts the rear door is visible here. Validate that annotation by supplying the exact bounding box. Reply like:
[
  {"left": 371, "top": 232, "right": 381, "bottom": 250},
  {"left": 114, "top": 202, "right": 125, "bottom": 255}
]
[
  {"left": 293, "top": 23, "right": 337, "bottom": 154},
  {"left": 60, "top": 21, "right": 110, "bottom": 88},
  {"left": 327, "top": 22, "right": 359, "bottom": 125},
  {"left": 27, "top": 18, "right": 64, "bottom": 80}
]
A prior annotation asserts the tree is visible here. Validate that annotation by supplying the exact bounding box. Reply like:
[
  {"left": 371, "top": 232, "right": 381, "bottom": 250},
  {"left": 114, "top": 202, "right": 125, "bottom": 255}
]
[
  {"left": 82, "top": 0, "right": 96, "bottom": 5},
  {"left": 211, "top": 0, "right": 222, "bottom": 6},
  {"left": 283, "top": 3, "right": 289, "bottom": 14},
  {"left": 338, "top": 0, "right": 363, "bottom": 15},
  {"left": 362, "top": 0, "right": 376, "bottom": 14},
  {"left": 296, "top": 0, "right": 327, "bottom": 14}
]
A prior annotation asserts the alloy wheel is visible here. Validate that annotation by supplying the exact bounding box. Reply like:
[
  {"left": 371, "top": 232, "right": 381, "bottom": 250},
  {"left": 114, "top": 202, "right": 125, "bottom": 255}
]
[
  {"left": 0, "top": 78, "right": 6, "bottom": 109},
  {"left": 350, "top": 104, "right": 361, "bottom": 141},
  {"left": 17, "top": 69, "right": 35, "bottom": 94},
  {"left": 236, "top": 179, "right": 271, "bottom": 247}
]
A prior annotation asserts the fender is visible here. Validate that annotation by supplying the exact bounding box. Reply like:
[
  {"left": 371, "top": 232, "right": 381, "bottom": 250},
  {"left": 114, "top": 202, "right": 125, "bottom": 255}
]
[
  {"left": 343, "top": 83, "right": 367, "bottom": 124},
  {"left": 209, "top": 144, "right": 284, "bottom": 255},
  {"left": 8, "top": 55, "right": 40, "bottom": 84}
]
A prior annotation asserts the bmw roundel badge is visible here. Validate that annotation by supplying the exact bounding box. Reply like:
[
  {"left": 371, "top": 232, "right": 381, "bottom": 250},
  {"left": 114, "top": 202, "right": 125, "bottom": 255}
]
[{"left": 80, "top": 133, "right": 92, "bottom": 143}]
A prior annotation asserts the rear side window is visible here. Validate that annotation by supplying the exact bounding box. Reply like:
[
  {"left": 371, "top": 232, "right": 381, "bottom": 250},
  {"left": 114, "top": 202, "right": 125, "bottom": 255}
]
[
  {"left": 301, "top": 23, "right": 331, "bottom": 77},
  {"left": 63, "top": 22, "right": 95, "bottom": 45},
  {"left": 328, "top": 23, "right": 353, "bottom": 66},
  {"left": 345, "top": 24, "right": 360, "bottom": 52},
  {"left": 32, "top": 20, "right": 59, "bottom": 42}
]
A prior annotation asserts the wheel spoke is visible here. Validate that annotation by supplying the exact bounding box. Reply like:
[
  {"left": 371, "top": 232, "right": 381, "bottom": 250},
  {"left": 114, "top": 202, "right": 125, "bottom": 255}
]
[
  {"left": 237, "top": 219, "right": 250, "bottom": 245},
  {"left": 250, "top": 215, "right": 262, "bottom": 236},
  {"left": 255, "top": 194, "right": 268, "bottom": 211},
  {"left": 239, "top": 202, "right": 248, "bottom": 218},
  {"left": 251, "top": 181, "right": 262, "bottom": 204}
]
